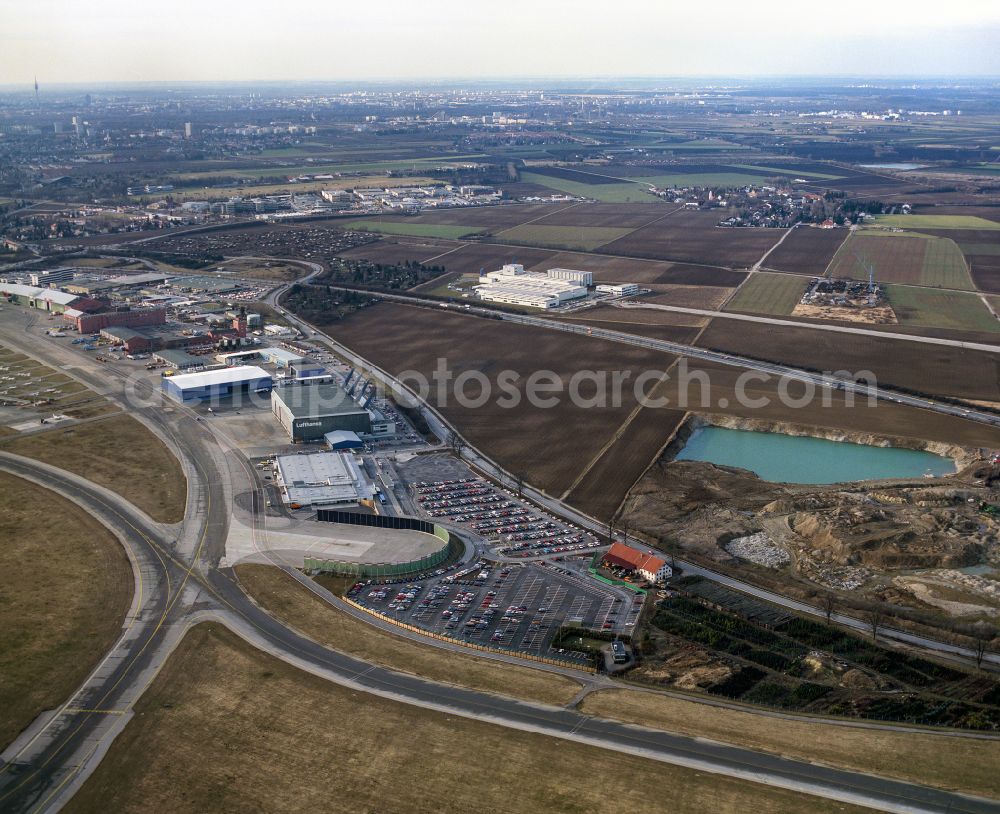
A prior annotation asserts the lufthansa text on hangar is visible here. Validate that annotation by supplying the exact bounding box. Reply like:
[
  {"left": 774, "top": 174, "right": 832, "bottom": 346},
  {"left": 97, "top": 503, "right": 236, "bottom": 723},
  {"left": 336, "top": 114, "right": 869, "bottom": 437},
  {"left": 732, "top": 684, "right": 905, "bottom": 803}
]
[
  {"left": 271, "top": 381, "right": 372, "bottom": 442},
  {"left": 162, "top": 365, "right": 273, "bottom": 403}
]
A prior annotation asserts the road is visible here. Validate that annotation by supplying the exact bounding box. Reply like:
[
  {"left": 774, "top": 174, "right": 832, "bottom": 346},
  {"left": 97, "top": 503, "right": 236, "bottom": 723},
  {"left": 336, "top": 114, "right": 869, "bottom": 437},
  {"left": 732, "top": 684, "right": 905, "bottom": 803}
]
[
  {"left": 1, "top": 281, "right": 999, "bottom": 813},
  {"left": 612, "top": 299, "right": 1000, "bottom": 353}
]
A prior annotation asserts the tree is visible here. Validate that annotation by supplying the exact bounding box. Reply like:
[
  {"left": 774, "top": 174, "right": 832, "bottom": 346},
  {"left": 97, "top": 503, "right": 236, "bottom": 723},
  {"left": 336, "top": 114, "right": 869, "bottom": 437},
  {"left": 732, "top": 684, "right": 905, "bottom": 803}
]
[
  {"left": 510, "top": 471, "right": 526, "bottom": 498},
  {"left": 866, "top": 608, "right": 884, "bottom": 642},
  {"left": 446, "top": 430, "right": 465, "bottom": 457},
  {"left": 821, "top": 594, "right": 837, "bottom": 625},
  {"left": 975, "top": 634, "right": 989, "bottom": 669}
]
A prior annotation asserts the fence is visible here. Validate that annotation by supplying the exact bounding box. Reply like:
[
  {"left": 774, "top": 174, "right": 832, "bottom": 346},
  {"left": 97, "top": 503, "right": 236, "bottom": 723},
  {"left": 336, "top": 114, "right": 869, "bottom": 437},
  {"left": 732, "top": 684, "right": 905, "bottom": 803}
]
[
  {"left": 305, "top": 513, "right": 453, "bottom": 577},
  {"left": 588, "top": 552, "right": 647, "bottom": 595},
  {"left": 342, "top": 596, "right": 595, "bottom": 674}
]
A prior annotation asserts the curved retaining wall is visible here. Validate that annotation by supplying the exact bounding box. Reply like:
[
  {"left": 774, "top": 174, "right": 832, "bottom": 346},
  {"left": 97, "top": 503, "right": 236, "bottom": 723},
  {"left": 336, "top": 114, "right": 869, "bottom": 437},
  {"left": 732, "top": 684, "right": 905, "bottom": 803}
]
[{"left": 304, "top": 513, "right": 453, "bottom": 578}]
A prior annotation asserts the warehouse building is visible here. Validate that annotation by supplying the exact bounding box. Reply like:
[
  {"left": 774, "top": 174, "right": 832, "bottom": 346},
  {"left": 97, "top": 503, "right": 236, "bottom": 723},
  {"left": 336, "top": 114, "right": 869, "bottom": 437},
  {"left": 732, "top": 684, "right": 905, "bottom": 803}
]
[
  {"left": 289, "top": 359, "right": 326, "bottom": 379},
  {"left": 274, "top": 451, "right": 375, "bottom": 508},
  {"left": 153, "top": 349, "right": 206, "bottom": 371},
  {"left": 474, "top": 263, "right": 587, "bottom": 310},
  {"left": 100, "top": 326, "right": 152, "bottom": 353},
  {"left": 66, "top": 306, "right": 167, "bottom": 334},
  {"left": 162, "top": 365, "right": 272, "bottom": 403},
  {"left": 325, "top": 430, "right": 363, "bottom": 450},
  {"left": 260, "top": 347, "right": 305, "bottom": 368},
  {"left": 217, "top": 349, "right": 262, "bottom": 366},
  {"left": 271, "top": 381, "right": 372, "bottom": 442},
  {"left": 546, "top": 267, "right": 593, "bottom": 285},
  {"left": 1, "top": 283, "right": 79, "bottom": 313}
]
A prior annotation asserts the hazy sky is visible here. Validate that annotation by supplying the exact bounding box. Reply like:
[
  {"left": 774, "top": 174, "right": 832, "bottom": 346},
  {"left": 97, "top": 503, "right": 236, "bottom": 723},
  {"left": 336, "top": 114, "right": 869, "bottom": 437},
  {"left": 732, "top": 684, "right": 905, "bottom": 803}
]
[{"left": 2, "top": 0, "right": 1000, "bottom": 84}]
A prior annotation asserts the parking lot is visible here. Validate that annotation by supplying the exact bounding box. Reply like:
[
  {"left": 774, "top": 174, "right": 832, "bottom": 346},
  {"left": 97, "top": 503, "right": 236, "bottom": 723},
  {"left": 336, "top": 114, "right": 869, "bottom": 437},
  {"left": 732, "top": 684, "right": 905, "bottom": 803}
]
[
  {"left": 407, "top": 470, "right": 604, "bottom": 560},
  {"left": 348, "top": 557, "right": 640, "bottom": 663}
]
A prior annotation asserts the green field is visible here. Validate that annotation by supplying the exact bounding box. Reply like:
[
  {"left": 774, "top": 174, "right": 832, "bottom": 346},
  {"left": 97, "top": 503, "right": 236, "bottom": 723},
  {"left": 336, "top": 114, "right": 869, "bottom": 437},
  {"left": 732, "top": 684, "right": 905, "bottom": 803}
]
[
  {"left": 724, "top": 272, "right": 808, "bottom": 315},
  {"left": 520, "top": 169, "right": 777, "bottom": 202},
  {"left": 640, "top": 172, "right": 781, "bottom": 187},
  {"left": 959, "top": 243, "right": 1000, "bottom": 256},
  {"left": 874, "top": 214, "right": 1000, "bottom": 230},
  {"left": 519, "top": 171, "right": 654, "bottom": 203},
  {"left": 493, "top": 224, "right": 633, "bottom": 250},
  {"left": 731, "top": 165, "right": 845, "bottom": 180},
  {"left": 886, "top": 285, "right": 1000, "bottom": 332},
  {"left": 347, "top": 221, "right": 486, "bottom": 239},
  {"left": 828, "top": 232, "right": 974, "bottom": 290},
  {"left": 176, "top": 154, "right": 491, "bottom": 181}
]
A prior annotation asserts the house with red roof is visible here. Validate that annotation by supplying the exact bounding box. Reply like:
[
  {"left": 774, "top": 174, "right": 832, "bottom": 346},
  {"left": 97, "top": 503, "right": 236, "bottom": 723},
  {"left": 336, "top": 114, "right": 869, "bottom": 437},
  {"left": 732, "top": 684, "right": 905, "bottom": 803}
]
[{"left": 603, "top": 542, "right": 672, "bottom": 584}]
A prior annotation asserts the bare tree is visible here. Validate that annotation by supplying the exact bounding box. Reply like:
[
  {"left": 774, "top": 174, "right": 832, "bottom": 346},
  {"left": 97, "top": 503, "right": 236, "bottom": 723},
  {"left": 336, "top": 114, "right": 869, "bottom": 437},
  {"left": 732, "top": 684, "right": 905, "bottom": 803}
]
[
  {"left": 866, "top": 608, "right": 884, "bottom": 642},
  {"left": 821, "top": 594, "right": 837, "bottom": 625},
  {"left": 975, "top": 634, "right": 989, "bottom": 669},
  {"left": 620, "top": 518, "right": 630, "bottom": 547},
  {"left": 512, "top": 471, "right": 526, "bottom": 498},
  {"left": 446, "top": 430, "right": 465, "bottom": 457},
  {"left": 606, "top": 520, "right": 615, "bottom": 545}
]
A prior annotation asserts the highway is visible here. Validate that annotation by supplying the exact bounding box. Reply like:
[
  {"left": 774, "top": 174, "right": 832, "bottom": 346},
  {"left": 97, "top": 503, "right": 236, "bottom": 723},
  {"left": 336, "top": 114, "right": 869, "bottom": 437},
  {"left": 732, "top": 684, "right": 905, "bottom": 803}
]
[{"left": 1, "top": 283, "right": 999, "bottom": 813}]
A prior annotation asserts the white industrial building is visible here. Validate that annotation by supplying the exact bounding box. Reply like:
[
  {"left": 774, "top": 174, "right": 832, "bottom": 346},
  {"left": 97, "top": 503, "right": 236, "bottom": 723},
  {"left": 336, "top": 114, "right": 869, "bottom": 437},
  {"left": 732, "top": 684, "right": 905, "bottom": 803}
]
[
  {"left": 596, "top": 283, "right": 641, "bottom": 297},
  {"left": 546, "top": 267, "right": 593, "bottom": 285},
  {"left": 474, "top": 264, "right": 588, "bottom": 310},
  {"left": 274, "top": 451, "right": 376, "bottom": 507},
  {"left": 161, "top": 365, "right": 273, "bottom": 402}
]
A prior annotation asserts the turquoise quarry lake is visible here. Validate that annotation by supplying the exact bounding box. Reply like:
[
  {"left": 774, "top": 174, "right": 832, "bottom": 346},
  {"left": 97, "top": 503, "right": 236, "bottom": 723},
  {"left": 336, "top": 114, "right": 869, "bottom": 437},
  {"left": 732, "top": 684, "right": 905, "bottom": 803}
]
[{"left": 675, "top": 427, "right": 955, "bottom": 484}]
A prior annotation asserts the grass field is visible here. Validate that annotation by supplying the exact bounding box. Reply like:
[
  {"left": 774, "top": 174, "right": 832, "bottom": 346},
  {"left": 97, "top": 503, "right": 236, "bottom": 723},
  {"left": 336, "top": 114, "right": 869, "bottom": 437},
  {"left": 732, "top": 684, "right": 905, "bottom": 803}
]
[
  {"left": 348, "top": 220, "right": 486, "bottom": 240},
  {"left": 521, "top": 169, "right": 795, "bottom": 202},
  {"left": 0, "top": 345, "right": 113, "bottom": 420},
  {"left": 65, "top": 623, "right": 873, "bottom": 814},
  {"left": 885, "top": 285, "right": 1000, "bottom": 332},
  {"left": 725, "top": 272, "right": 808, "bottom": 315},
  {"left": 960, "top": 242, "right": 1000, "bottom": 256},
  {"left": 2, "top": 413, "right": 187, "bottom": 522},
  {"left": 493, "top": 223, "right": 633, "bottom": 251},
  {"left": 641, "top": 171, "right": 784, "bottom": 187},
  {"left": 874, "top": 214, "right": 1000, "bottom": 230},
  {"left": 520, "top": 171, "right": 654, "bottom": 203},
  {"left": 827, "top": 232, "right": 974, "bottom": 290},
  {"left": 0, "top": 472, "right": 132, "bottom": 750},
  {"left": 731, "top": 164, "right": 845, "bottom": 180},
  {"left": 209, "top": 258, "right": 308, "bottom": 282},
  {"left": 175, "top": 154, "right": 491, "bottom": 181},
  {"left": 132, "top": 175, "right": 442, "bottom": 203},
  {"left": 235, "top": 564, "right": 581, "bottom": 705},
  {"left": 581, "top": 689, "right": 1000, "bottom": 798}
]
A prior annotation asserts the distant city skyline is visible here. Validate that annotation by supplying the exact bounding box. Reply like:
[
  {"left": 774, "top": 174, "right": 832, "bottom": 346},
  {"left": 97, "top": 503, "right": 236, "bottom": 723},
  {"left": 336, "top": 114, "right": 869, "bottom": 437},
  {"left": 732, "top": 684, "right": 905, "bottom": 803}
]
[{"left": 2, "top": 0, "right": 1000, "bottom": 85}]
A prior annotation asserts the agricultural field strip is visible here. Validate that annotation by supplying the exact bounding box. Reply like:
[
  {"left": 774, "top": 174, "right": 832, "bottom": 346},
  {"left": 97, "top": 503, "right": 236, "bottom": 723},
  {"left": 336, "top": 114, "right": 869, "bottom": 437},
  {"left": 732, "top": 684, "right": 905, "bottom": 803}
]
[
  {"left": 875, "top": 215, "right": 1000, "bottom": 230},
  {"left": 559, "top": 362, "right": 681, "bottom": 500},
  {"left": 614, "top": 302, "right": 1000, "bottom": 352},
  {"left": 826, "top": 231, "right": 974, "bottom": 291}
]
